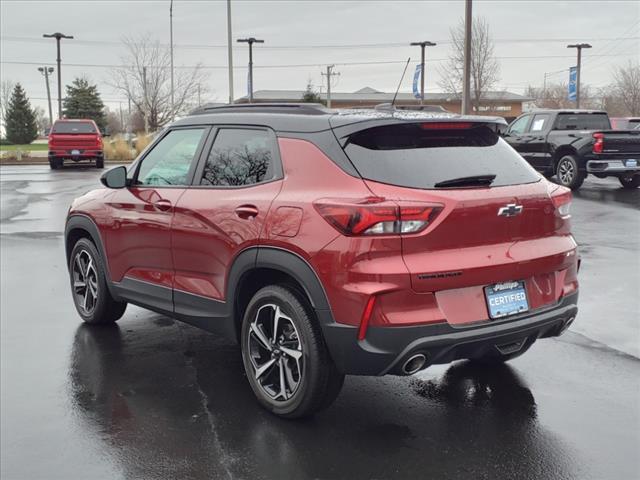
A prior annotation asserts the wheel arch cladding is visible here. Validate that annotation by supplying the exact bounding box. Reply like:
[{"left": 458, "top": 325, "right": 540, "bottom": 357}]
[
  {"left": 228, "top": 247, "right": 335, "bottom": 339},
  {"left": 65, "top": 215, "right": 110, "bottom": 278}
]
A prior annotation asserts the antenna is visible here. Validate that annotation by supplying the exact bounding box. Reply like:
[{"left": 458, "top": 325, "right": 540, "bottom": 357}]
[{"left": 391, "top": 57, "right": 411, "bottom": 107}]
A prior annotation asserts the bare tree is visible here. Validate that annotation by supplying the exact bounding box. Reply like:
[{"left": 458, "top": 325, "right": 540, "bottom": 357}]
[
  {"left": 525, "top": 83, "right": 598, "bottom": 110},
  {"left": 109, "top": 35, "right": 209, "bottom": 131},
  {"left": 33, "top": 106, "right": 50, "bottom": 135},
  {"left": 612, "top": 61, "right": 640, "bottom": 116},
  {"left": 1, "top": 79, "right": 16, "bottom": 135},
  {"left": 438, "top": 16, "right": 500, "bottom": 111}
]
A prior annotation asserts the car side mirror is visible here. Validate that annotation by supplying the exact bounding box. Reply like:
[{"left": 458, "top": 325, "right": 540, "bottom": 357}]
[{"left": 100, "top": 166, "right": 127, "bottom": 189}]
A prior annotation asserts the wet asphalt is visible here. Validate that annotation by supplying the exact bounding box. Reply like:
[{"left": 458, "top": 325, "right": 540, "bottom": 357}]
[{"left": 1, "top": 165, "right": 639, "bottom": 480}]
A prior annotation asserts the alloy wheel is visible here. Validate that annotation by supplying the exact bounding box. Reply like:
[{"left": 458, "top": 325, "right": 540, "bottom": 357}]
[
  {"left": 247, "top": 303, "right": 303, "bottom": 401},
  {"left": 558, "top": 159, "right": 575, "bottom": 185},
  {"left": 72, "top": 249, "right": 98, "bottom": 315}
]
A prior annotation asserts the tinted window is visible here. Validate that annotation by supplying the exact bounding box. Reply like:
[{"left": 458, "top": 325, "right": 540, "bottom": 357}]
[
  {"left": 52, "top": 121, "right": 96, "bottom": 134},
  {"left": 136, "top": 128, "right": 205, "bottom": 186},
  {"left": 555, "top": 113, "right": 610, "bottom": 130},
  {"left": 530, "top": 114, "right": 550, "bottom": 132},
  {"left": 509, "top": 115, "right": 530, "bottom": 134},
  {"left": 201, "top": 129, "right": 275, "bottom": 186},
  {"left": 343, "top": 123, "right": 540, "bottom": 189}
]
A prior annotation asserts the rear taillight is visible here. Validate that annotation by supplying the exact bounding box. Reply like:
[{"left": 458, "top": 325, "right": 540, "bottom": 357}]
[
  {"left": 97, "top": 137, "right": 103, "bottom": 148},
  {"left": 551, "top": 187, "right": 572, "bottom": 218},
  {"left": 592, "top": 132, "right": 604, "bottom": 154},
  {"left": 313, "top": 197, "right": 442, "bottom": 236}
]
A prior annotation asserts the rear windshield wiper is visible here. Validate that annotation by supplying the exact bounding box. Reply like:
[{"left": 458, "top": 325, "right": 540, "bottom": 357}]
[{"left": 434, "top": 174, "right": 496, "bottom": 188}]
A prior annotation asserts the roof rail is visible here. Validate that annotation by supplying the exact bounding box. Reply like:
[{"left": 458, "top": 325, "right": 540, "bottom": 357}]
[{"left": 190, "top": 102, "right": 331, "bottom": 116}]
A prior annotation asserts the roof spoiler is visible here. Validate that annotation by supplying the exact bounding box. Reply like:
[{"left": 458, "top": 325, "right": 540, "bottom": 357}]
[{"left": 374, "top": 103, "right": 449, "bottom": 113}]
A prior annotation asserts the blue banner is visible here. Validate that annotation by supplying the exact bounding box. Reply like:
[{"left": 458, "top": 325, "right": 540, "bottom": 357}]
[
  {"left": 412, "top": 64, "right": 422, "bottom": 99},
  {"left": 568, "top": 66, "right": 577, "bottom": 101}
]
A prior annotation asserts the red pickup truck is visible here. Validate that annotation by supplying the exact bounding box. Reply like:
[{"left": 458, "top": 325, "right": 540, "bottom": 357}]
[{"left": 48, "top": 119, "right": 104, "bottom": 169}]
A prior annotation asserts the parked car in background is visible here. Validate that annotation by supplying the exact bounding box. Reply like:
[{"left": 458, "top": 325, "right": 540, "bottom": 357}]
[
  {"left": 65, "top": 104, "right": 580, "bottom": 418},
  {"left": 504, "top": 110, "right": 640, "bottom": 189},
  {"left": 610, "top": 117, "right": 640, "bottom": 130},
  {"left": 48, "top": 119, "right": 105, "bottom": 169}
]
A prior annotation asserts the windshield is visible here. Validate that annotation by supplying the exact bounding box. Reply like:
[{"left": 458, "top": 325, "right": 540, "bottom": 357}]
[
  {"left": 52, "top": 121, "right": 97, "bottom": 134},
  {"left": 554, "top": 113, "right": 610, "bottom": 130},
  {"left": 342, "top": 123, "right": 540, "bottom": 189}
]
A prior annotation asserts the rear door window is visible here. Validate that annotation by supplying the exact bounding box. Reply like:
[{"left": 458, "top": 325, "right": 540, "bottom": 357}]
[
  {"left": 554, "top": 113, "right": 611, "bottom": 130},
  {"left": 342, "top": 123, "right": 540, "bottom": 190},
  {"left": 530, "top": 114, "right": 550, "bottom": 132},
  {"left": 200, "top": 128, "right": 277, "bottom": 186},
  {"left": 52, "top": 122, "right": 96, "bottom": 134}
]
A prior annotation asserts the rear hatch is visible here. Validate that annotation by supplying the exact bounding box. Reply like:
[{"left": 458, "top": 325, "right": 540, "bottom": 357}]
[
  {"left": 49, "top": 121, "right": 100, "bottom": 149},
  {"left": 333, "top": 118, "right": 577, "bottom": 322}
]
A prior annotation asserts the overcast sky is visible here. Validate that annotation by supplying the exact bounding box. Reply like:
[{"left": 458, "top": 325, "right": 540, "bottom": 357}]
[{"left": 1, "top": 0, "right": 638, "bottom": 115}]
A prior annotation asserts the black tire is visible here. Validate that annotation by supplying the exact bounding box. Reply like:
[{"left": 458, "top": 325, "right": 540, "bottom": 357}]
[
  {"left": 69, "top": 237, "right": 127, "bottom": 325},
  {"left": 555, "top": 155, "right": 585, "bottom": 190},
  {"left": 241, "top": 285, "right": 344, "bottom": 419},
  {"left": 619, "top": 175, "right": 640, "bottom": 189},
  {"left": 96, "top": 157, "right": 104, "bottom": 169},
  {"left": 49, "top": 158, "right": 62, "bottom": 170}
]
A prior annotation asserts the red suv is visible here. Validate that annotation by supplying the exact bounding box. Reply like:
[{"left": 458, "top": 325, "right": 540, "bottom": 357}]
[
  {"left": 49, "top": 119, "right": 104, "bottom": 169},
  {"left": 65, "top": 104, "right": 579, "bottom": 418}
]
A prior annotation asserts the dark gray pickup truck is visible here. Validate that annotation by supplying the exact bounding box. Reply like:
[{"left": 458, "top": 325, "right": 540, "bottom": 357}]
[{"left": 504, "top": 109, "right": 640, "bottom": 190}]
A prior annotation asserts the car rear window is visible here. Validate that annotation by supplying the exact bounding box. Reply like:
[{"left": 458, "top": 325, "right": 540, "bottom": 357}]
[
  {"left": 554, "top": 113, "right": 610, "bottom": 130},
  {"left": 52, "top": 122, "right": 96, "bottom": 134},
  {"left": 342, "top": 123, "right": 540, "bottom": 189}
]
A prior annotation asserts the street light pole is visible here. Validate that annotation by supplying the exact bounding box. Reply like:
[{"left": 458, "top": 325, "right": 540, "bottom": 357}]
[
  {"left": 567, "top": 43, "right": 592, "bottom": 108},
  {"left": 38, "top": 66, "right": 55, "bottom": 127},
  {"left": 237, "top": 37, "right": 264, "bottom": 103},
  {"left": 461, "top": 0, "right": 472, "bottom": 114},
  {"left": 170, "top": 0, "right": 174, "bottom": 119},
  {"left": 42, "top": 32, "right": 73, "bottom": 118},
  {"left": 410, "top": 41, "right": 436, "bottom": 105},
  {"left": 226, "top": 0, "right": 234, "bottom": 104}
]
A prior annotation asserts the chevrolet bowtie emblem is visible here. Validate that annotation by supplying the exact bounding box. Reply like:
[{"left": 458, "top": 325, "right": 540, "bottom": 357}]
[{"left": 498, "top": 203, "right": 523, "bottom": 217}]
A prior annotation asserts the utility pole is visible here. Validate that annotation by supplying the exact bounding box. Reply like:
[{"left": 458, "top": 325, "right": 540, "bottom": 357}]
[
  {"left": 37, "top": 66, "right": 54, "bottom": 127},
  {"left": 321, "top": 65, "right": 340, "bottom": 108},
  {"left": 226, "top": 0, "right": 234, "bottom": 104},
  {"left": 42, "top": 32, "right": 74, "bottom": 118},
  {"left": 410, "top": 41, "right": 436, "bottom": 105},
  {"left": 237, "top": 37, "right": 264, "bottom": 103},
  {"left": 461, "top": 0, "right": 472, "bottom": 115},
  {"left": 198, "top": 84, "right": 202, "bottom": 106},
  {"left": 567, "top": 43, "right": 592, "bottom": 108},
  {"left": 143, "top": 66, "right": 149, "bottom": 133},
  {"left": 170, "top": 0, "right": 175, "bottom": 119}
]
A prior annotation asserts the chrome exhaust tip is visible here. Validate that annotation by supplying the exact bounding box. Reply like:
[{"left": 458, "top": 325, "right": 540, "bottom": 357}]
[
  {"left": 559, "top": 316, "right": 575, "bottom": 335},
  {"left": 402, "top": 354, "right": 427, "bottom": 375}
]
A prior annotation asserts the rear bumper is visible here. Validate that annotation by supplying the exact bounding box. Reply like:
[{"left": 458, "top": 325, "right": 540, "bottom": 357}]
[
  {"left": 49, "top": 151, "right": 103, "bottom": 161},
  {"left": 587, "top": 159, "right": 639, "bottom": 174},
  {"left": 320, "top": 291, "right": 578, "bottom": 376}
]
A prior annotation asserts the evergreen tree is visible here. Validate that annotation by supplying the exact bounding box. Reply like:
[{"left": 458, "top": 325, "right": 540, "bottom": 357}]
[
  {"left": 62, "top": 77, "right": 106, "bottom": 129},
  {"left": 5, "top": 83, "right": 38, "bottom": 144},
  {"left": 301, "top": 82, "right": 325, "bottom": 105}
]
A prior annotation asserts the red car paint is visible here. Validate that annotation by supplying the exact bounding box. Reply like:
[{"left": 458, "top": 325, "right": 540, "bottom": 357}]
[{"left": 70, "top": 133, "right": 577, "bottom": 336}]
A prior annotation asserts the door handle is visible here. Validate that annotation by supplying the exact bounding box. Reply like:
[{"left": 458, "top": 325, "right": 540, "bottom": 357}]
[
  {"left": 153, "top": 199, "right": 173, "bottom": 212},
  {"left": 235, "top": 204, "right": 259, "bottom": 219}
]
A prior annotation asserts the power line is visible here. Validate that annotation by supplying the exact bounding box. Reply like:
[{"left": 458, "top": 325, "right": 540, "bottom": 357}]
[
  {"left": 1, "top": 35, "right": 638, "bottom": 50},
  {"left": 2, "top": 52, "right": 636, "bottom": 71}
]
